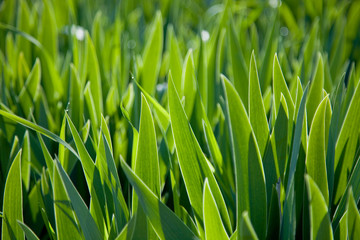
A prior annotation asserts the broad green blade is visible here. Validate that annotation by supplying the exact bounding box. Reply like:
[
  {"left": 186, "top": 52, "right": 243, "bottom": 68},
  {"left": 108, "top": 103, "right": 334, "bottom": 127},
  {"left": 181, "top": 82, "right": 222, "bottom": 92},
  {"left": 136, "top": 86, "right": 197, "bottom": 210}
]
[
  {"left": 115, "top": 216, "right": 136, "bottom": 240},
  {"left": 334, "top": 212, "right": 347, "bottom": 240},
  {"left": 120, "top": 157, "right": 200, "bottom": 240},
  {"left": 169, "top": 74, "right": 232, "bottom": 235},
  {"left": 132, "top": 94, "right": 161, "bottom": 238},
  {"left": 266, "top": 186, "right": 280, "bottom": 240},
  {"left": 272, "top": 54, "right": 294, "bottom": 119},
  {"left": 306, "top": 53, "right": 324, "bottom": 125},
  {"left": 134, "top": 94, "right": 160, "bottom": 199},
  {"left": 65, "top": 113, "right": 96, "bottom": 189},
  {"left": 167, "top": 25, "right": 183, "bottom": 93},
  {"left": 53, "top": 160, "right": 82, "bottom": 240},
  {"left": 141, "top": 11, "right": 163, "bottom": 95},
  {"left": 38, "top": 0, "right": 57, "bottom": 60},
  {"left": 249, "top": 51, "right": 269, "bottom": 155},
  {"left": 222, "top": 75, "right": 266, "bottom": 239},
  {"left": 333, "top": 156, "right": 360, "bottom": 228},
  {"left": 1, "top": 150, "right": 24, "bottom": 240},
  {"left": 302, "top": 19, "right": 319, "bottom": 84},
  {"left": 18, "top": 58, "right": 41, "bottom": 117},
  {"left": 306, "top": 96, "right": 330, "bottom": 205},
  {"left": 347, "top": 188, "right": 360, "bottom": 240},
  {"left": 21, "top": 130, "right": 31, "bottom": 191},
  {"left": 274, "top": 95, "right": 289, "bottom": 179},
  {"left": 133, "top": 79, "right": 170, "bottom": 133},
  {"left": 334, "top": 79, "right": 360, "bottom": 203},
  {"left": 203, "top": 179, "right": 229, "bottom": 240},
  {"left": 0, "top": 109, "right": 79, "bottom": 158},
  {"left": 181, "top": 50, "right": 197, "bottom": 119},
  {"left": 86, "top": 32, "right": 103, "bottom": 117},
  {"left": 281, "top": 84, "right": 309, "bottom": 239},
  {"left": 305, "top": 175, "right": 333, "bottom": 240},
  {"left": 17, "top": 221, "right": 40, "bottom": 240},
  {"left": 228, "top": 17, "right": 248, "bottom": 108},
  {"left": 240, "top": 212, "right": 258, "bottom": 240},
  {"left": 55, "top": 160, "right": 102, "bottom": 240}
]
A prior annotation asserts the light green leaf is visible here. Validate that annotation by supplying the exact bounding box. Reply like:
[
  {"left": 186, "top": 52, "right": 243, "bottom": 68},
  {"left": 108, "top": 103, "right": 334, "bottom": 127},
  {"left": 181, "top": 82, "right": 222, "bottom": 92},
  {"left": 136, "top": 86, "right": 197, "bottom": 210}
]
[
  {"left": 86, "top": 32, "right": 103, "bottom": 118},
  {"left": 333, "top": 156, "right": 360, "bottom": 228},
  {"left": 120, "top": 157, "right": 200, "bottom": 240},
  {"left": 281, "top": 84, "right": 309, "bottom": 239},
  {"left": 133, "top": 79, "right": 170, "bottom": 133},
  {"left": 55, "top": 160, "right": 102, "bottom": 240},
  {"left": 167, "top": 25, "right": 183, "bottom": 93},
  {"left": 306, "top": 95, "right": 330, "bottom": 205},
  {"left": 21, "top": 130, "right": 31, "bottom": 191},
  {"left": 17, "top": 221, "right": 40, "bottom": 240},
  {"left": 0, "top": 109, "right": 79, "bottom": 158},
  {"left": 273, "top": 53, "right": 294, "bottom": 120},
  {"left": 18, "top": 58, "right": 41, "bottom": 117},
  {"left": 53, "top": 160, "right": 82, "bottom": 240},
  {"left": 132, "top": 94, "right": 161, "bottom": 238},
  {"left": 141, "top": 11, "right": 163, "bottom": 95},
  {"left": 334, "top": 212, "right": 347, "bottom": 240},
  {"left": 1, "top": 150, "right": 24, "bottom": 240},
  {"left": 306, "top": 53, "right": 324, "bottom": 125},
  {"left": 334, "top": 79, "right": 360, "bottom": 203},
  {"left": 222, "top": 75, "right": 266, "bottom": 239},
  {"left": 203, "top": 179, "right": 229, "bottom": 240},
  {"left": 240, "top": 212, "right": 258, "bottom": 240},
  {"left": 134, "top": 94, "right": 160, "bottom": 199},
  {"left": 249, "top": 51, "right": 269, "bottom": 155},
  {"left": 347, "top": 188, "right": 360, "bottom": 240},
  {"left": 39, "top": 0, "right": 57, "bottom": 60},
  {"left": 181, "top": 49, "right": 197, "bottom": 119},
  {"left": 228, "top": 18, "right": 248, "bottom": 108},
  {"left": 169, "top": 74, "right": 232, "bottom": 235},
  {"left": 305, "top": 175, "right": 333, "bottom": 240}
]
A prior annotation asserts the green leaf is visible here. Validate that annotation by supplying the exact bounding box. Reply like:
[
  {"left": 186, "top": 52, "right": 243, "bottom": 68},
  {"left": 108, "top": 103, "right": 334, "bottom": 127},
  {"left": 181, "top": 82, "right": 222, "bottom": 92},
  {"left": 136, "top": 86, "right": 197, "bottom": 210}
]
[
  {"left": 134, "top": 94, "right": 160, "bottom": 198},
  {"left": 306, "top": 53, "right": 324, "bottom": 125},
  {"left": 132, "top": 94, "right": 161, "bottom": 238},
  {"left": 86, "top": 32, "right": 103, "bottom": 117},
  {"left": 273, "top": 53, "right": 294, "bottom": 120},
  {"left": 306, "top": 96, "right": 330, "bottom": 205},
  {"left": 240, "top": 212, "right": 258, "bottom": 240},
  {"left": 17, "top": 221, "right": 40, "bottom": 240},
  {"left": 39, "top": 0, "right": 57, "bottom": 60},
  {"left": 249, "top": 51, "right": 269, "bottom": 155},
  {"left": 281, "top": 84, "right": 309, "bottom": 239},
  {"left": 333, "top": 156, "right": 360, "bottom": 228},
  {"left": 169, "top": 74, "right": 232, "bottom": 235},
  {"left": 305, "top": 175, "right": 333, "bottom": 240},
  {"left": 55, "top": 160, "right": 102, "bottom": 240},
  {"left": 334, "top": 79, "right": 360, "bottom": 203},
  {"left": 334, "top": 212, "right": 347, "bottom": 240},
  {"left": 18, "top": 58, "right": 41, "bottom": 117},
  {"left": 266, "top": 186, "right": 280, "bottom": 240},
  {"left": 228, "top": 18, "right": 248, "bottom": 108},
  {"left": 222, "top": 75, "right": 266, "bottom": 239},
  {"left": 181, "top": 49, "right": 197, "bottom": 119},
  {"left": 141, "top": 11, "right": 163, "bottom": 95},
  {"left": 167, "top": 25, "right": 183, "bottom": 93},
  {"left": 53, "top": 160, "right": 82, "bottom": 240},
  {"left": 0, "top": 109, "right": 79, "bottom": 158},
  {"left": 347, "top": 188, "right": 360, "bottom": 240},
  {"left": 21, "top": 130, "right": 31, "bottom": 191},
  {"left": 203, "top": 179, "right": 229, "bottom": 240},
  {"left": 1, "top": 150, "right": 24, "bottom": 240},
  {"left": 133, "top": 79, "right": 170, "bottom": 133},
  {"left": 120, "top": 157, "right": 200, "bottom": 240},
  {"left": 274, "top": 95, "right": 289, "bottom": 179}
]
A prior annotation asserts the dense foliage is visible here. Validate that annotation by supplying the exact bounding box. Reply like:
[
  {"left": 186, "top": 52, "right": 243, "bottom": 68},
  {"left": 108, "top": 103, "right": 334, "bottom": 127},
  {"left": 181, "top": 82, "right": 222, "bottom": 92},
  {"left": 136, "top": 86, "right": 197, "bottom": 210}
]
[{"left": 1, "top": 0, "right": 360, "bottom": 239}]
